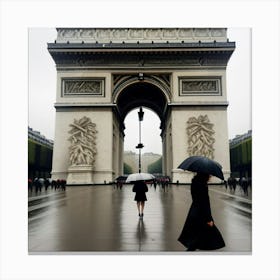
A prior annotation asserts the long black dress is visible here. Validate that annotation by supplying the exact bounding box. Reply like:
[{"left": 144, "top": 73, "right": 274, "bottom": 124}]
[
  {"left": 178, "top": 176, "right": 225, "bottom": 250},
  {"left": 133, "top": 181, "right": 148, "bottom": 202}
]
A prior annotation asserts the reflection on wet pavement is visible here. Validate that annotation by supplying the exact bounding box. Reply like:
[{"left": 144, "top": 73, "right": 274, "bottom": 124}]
[{"left": 28, "top": 185, "right": 252, "bottom": 253}]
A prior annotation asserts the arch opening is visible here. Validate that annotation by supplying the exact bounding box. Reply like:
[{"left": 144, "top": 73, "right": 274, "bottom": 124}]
[
  {"left": 123, "top": 108, "right": 162, "bottom": 174},
  {"left": 115, "top": 81, "right": 169, "bottom": 125},
  {"left": 115, "top": 81, "right": 169, "bottom": 176}
]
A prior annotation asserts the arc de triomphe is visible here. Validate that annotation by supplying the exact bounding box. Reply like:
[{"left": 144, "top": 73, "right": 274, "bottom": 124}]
[{"left": 48, "top": 28, "right": 235, "bottom": 184}]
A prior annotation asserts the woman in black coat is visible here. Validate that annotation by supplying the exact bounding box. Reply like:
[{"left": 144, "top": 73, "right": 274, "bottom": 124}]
[
  {"left": 132, "top": 180, "right": 148, "bottom": 218},
  {"left": 178, "top": 172, "right": 225, "bottom": 251}
]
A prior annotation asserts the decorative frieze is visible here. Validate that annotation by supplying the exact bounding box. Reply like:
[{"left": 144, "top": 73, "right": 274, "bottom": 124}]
[
  {"left": 68, "top": 117, "right": 97, "bottom": 166},
  {"left": 62, "top": 78, "right": 105, "bottom": 97},
  {"left": 179, "top": 77, "right": 221, "bottom": 96},
  {"left": 187, "top": 115, "right": 215, "bottom": 159},
  {"left": 56, "top": 28, "right": 227, "bottom": 43}
]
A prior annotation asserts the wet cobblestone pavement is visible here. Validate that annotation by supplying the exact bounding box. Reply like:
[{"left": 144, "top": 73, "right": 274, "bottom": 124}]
[{"left": 28, "top": 184, "right": 251, "bottom": 253}]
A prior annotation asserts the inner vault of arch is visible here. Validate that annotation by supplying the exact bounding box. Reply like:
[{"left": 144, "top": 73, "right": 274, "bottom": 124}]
[{"left": 115, "top": 80, "right": 169, "bottom": 125}]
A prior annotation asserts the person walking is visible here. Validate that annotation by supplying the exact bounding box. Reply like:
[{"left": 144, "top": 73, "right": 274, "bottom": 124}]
[
  {"left": 132, "top": 180, "right": 148, "bottom": 218},
  {"left": 178, "top": 172, "right": 225, "bottom": 251}
]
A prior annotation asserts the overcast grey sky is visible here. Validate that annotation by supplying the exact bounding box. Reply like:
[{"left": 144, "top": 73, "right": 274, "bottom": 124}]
[{"left": 28, "top": 28, "right": 251, "bottom": 155}]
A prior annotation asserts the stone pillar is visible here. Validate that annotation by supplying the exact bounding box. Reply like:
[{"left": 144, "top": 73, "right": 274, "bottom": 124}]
[
  {"left": 170, "top": 70, "right": 230, "bottom": 183},
  {"left": 51, "top": 71, "right": 114, "bottom": 185},
  {"left": 119, "top": 132, "right": 124, "bottom": 176}
]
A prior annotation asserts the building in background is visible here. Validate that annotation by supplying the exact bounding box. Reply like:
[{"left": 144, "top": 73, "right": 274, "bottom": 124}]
[
  {"left": 229, "top": 130, "right": 252, "bottom": 179},
  {"left": 28, "top": 127, "right": 53, "bottom": 179},
  {"left": 123, "top": 151, "right": 161, "bottom": 173}
]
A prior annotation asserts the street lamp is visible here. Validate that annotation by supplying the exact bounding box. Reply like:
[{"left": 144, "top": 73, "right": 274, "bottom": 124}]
[{"left": 136, "top": 107, "right": 144, "bottom": 173}]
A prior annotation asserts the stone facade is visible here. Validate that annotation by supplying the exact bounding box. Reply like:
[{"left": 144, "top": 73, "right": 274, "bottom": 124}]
[{"left": 48, "top": 28, "right": 234, "bottom": 184}]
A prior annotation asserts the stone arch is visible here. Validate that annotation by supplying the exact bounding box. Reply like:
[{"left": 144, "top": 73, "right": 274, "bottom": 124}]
[
  {"left": 48, "top": 28, "right": 234, "bottom": 184},
  {"left": 113, "top": 76, "right": 170, "bottom": 124}
]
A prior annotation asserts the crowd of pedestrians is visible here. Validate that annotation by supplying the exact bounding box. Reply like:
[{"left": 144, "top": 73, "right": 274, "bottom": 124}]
[
  {"left": 28, "top": 178, "right": 67, "bottom": 193},
  {"left": 226, "top": 176, "right": 251, "bottom": 196}
]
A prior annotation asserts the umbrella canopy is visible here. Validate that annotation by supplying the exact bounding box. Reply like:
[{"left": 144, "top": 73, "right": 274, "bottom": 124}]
[
  {"left": 178, "top": 156, "right": 224, "bottom": 180},
  {"left": 126, "top": 172, "right": 155, "bottom": 183},
  {"left": 115, "top": 176, "right": 127, "bottom": 181}
]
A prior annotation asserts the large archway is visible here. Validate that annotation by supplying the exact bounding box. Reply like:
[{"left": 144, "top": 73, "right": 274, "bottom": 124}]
[
  {"left": 114, "top": 78, "right": 169, "bottom": 175},
  {"left": 48, "top": 28, "right": 235, "bottom": 184}
]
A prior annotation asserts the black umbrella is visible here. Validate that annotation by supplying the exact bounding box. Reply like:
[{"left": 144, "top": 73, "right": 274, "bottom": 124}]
[
  {"left": 115, "top": 176, "right": 127, "bottom": 181},
  {"left": 178, "top": 156, "right": 224, "bottom": 180}
]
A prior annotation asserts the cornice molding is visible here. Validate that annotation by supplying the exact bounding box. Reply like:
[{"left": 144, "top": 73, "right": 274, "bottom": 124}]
[{"left": 55, "top": 28, "right": 228, "bottom": 44}]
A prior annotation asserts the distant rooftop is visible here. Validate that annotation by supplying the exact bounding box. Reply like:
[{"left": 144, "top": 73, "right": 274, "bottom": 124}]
[
  {"left": 28, "top": 127, "right": 53, "bottom": 148},
  {"left": 230, "top": 130, "right": 252, "bottom": 146},
  {"left": 124, "top": 150, "right": 161, "bottom": 156}
]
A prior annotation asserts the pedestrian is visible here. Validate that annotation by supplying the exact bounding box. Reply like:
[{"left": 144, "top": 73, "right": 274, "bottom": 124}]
[
  {"left": 153, "top": 179, "right": 157, "bottom": 190},
  {"left": 61, "top": 179, "right": 66, "bottom": 191},
  {"left": 34, "top": 178, "right": 42, "bottom": 193},
  {"left": 51, "top": 179, "right": 57, "bottom": 189},
  {"left": 178, "top": 172, "right": 225, "bottom": 251},
  {"left": 44, "top": 178, "right": 50, "bottom": 191},
  {"left": 232, "top": 177, "right": 237, "bottom": 192},
  {"left": 56, "top": 179, "right": 61, "bottom": 190},
  {"left": 227, "top": 177, "right": 233, "bottom": 192},
  {"left": 240, "top": 177, "right": 248, "bottom": 196},
  {"left": 132, "top": 180, "right": 148, "bottom": 218}
]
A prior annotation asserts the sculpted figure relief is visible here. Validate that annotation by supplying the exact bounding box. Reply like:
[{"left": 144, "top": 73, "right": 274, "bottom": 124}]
[
  {"left": 187, "top": 115, "right": 215, "bottom": 159},
  {"left": 68, "top": 117, "right": 97, "bottom": 166},
  {"left": 182, "top": 80, "right": 217, "bottom": 92},
  {"left": 65, "top": 80, "right": 101, "bottom": 94}
]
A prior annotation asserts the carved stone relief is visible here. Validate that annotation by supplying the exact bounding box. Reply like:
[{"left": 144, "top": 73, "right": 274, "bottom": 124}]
[
  {"left": 112, "top": 29, "right": 127, "bottom": 39},
  {"left": 129, "top": 29, "right": 144, "bottom": 39},
  {"left": 68, "top": 117, "right": 97, "bottom": 166},
  {"left": 178, "top": 28, "right": 193, "bottom": 38},
  {"left": 162, "top": 28, "right": 177, "bottom": 38},
  {"left": 179, "top": 77, "right": 221, "bottom": 95},
  {"left": 56, "top": 28, "right": 228, "bottom": 43},
  {"left": 183, "top": 80, "right": 217, "bottom": 92},
  {"left": 194, "top": 28, "right": 210, "bottom": 37},
  {"left": 62, "top": 79, "right": 104, "bottom": 96},
  {"left": 146, "top": 29, "right": 160, "bottom": 39},
  {"left": 187, "top": 115, "right": 215, "bottom": 159}
]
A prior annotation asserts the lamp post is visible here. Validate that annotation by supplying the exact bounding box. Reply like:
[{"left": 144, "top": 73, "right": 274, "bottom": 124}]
[{"left": 136, "top": 107, "right": 144, "bottom": 173}]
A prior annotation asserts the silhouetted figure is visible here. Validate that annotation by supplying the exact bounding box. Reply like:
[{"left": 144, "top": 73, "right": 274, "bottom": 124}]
[
  {"left": 178, "top": 173, "right": 225, "bottom": 251},
  {"left": 51, "top": 179, "right": 57, "bottom": 189},
  {"left": 34, "top": 178, "right": 42, "bottom": 193},
  {"left": 228, "top": 177, "right": 237, "bottom": 193},
  {"left": 116, "top": 181, "right": 123, "bottom": 190},
  {"left": 232, "top": 177, "right": 237, "bottom": 192},
  {"left": 153, "top": 179, "right": 157, "bottom": 190},
  {"left": 224, "top": 179, "right": 228, "bottom": 190},
  {"left": 44, "top": 178, "right": 50, "bottom": 191},
  {"left": 132, "top": 180, "right": 148, "bottom": 218},
  {"left": 61, "top": 179, "right": 66, "bottom": 191},
  {"left": 240, "top": 177, "right": 249, "bottom": 196},
  {"left": 227, "top": 177, "right": 233, "bottom": 191},
  {"left": 56, "top": 179, "right": 61, "bottom": 190}
]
